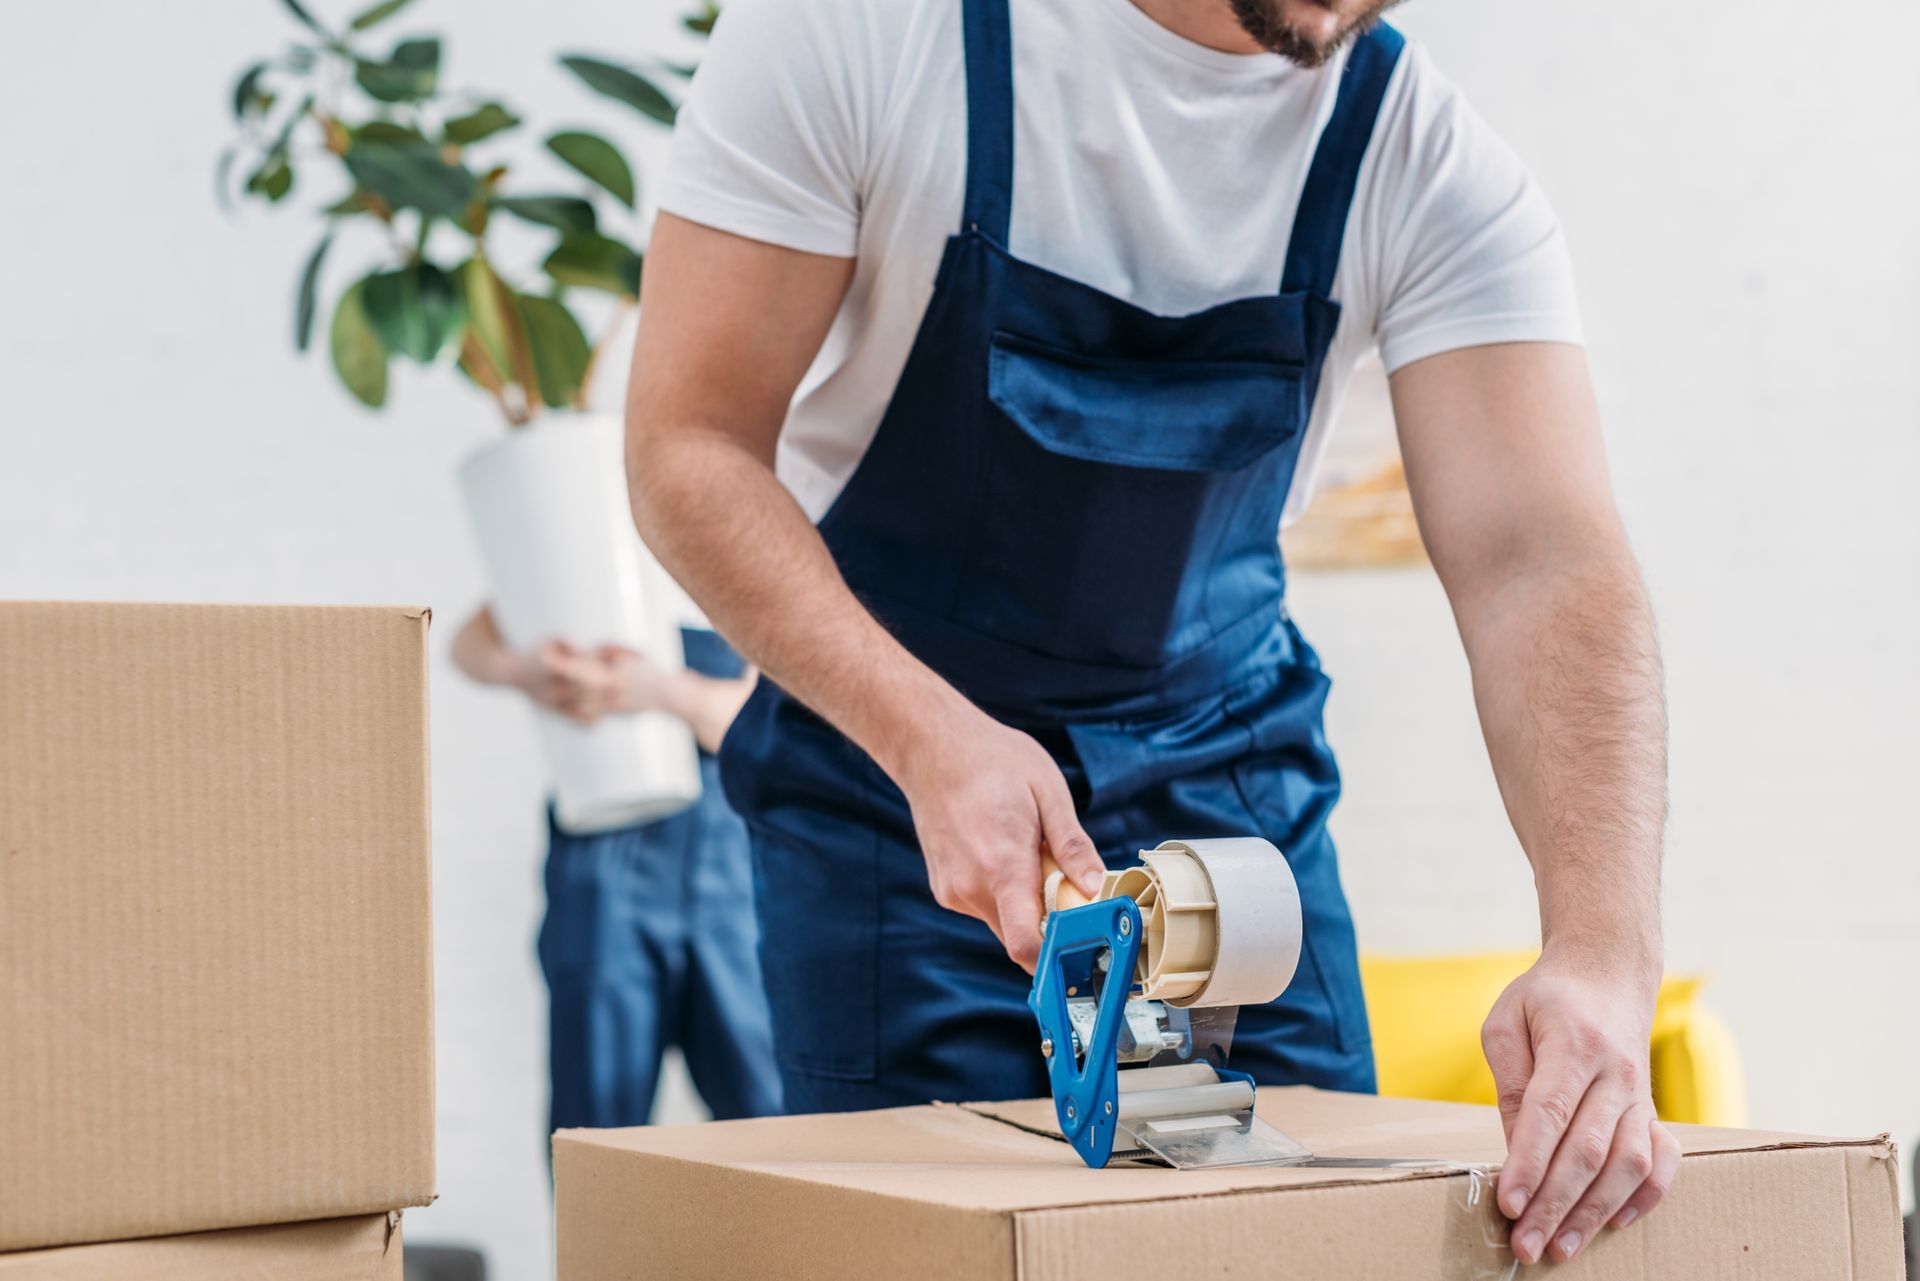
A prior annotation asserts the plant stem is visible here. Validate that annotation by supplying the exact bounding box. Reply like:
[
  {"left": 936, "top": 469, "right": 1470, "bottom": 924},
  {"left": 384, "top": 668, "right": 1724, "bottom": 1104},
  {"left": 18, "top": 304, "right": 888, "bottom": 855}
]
[
  {"left": 483, "top": 258, "right": 542, "bottom": 428},
  {"left": 571, "top": 300, "right": 635, "bottom": 412}
]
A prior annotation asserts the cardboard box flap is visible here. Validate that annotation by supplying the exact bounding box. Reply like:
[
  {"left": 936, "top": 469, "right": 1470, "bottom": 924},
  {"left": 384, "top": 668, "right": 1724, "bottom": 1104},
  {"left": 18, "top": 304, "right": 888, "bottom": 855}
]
[
  {"left": 559, "top": 1087, "right": 1893, "bottom": 1215},
  {"left": 966, "top": 1086, "right": 1893, "bottom": 1165}
]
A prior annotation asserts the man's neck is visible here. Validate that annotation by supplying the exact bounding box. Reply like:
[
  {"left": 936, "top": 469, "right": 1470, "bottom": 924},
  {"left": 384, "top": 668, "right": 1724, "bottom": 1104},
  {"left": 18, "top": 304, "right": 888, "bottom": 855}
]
[{"left": 1126, "top": 0, "right": 1266, "bottom": 54}]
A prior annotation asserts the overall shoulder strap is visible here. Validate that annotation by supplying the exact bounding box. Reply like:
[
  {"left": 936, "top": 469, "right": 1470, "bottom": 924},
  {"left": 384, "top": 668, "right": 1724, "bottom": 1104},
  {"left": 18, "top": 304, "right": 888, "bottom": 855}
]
[
  {"left": 961, "top": 0, "right": 1015, "bottom": 242},
  {"left": 1279, "top": 23, "right": 1407, "bottom": 296}
]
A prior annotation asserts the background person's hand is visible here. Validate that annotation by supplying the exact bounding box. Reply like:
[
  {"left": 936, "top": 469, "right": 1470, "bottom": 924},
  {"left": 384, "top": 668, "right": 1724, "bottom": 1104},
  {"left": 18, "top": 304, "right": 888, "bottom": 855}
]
[
  {"left": 592, "top": 643, "right": 682, "bottom": 717},
  {"left": 895, "top": 705, "right": 1105, "bottom": 971},
  {"left": 511, "top": 639, "right": 629, "bottom": 725},
  {"left": 1481, "top": 949, "right": 1680, "bottom": 1265}
]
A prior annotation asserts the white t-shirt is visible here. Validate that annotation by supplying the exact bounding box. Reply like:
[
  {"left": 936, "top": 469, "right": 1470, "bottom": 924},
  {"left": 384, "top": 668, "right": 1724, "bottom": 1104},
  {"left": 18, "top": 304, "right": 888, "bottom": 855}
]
[{"left": 659, "top": 0, "right": 1583, "bottom": 524}]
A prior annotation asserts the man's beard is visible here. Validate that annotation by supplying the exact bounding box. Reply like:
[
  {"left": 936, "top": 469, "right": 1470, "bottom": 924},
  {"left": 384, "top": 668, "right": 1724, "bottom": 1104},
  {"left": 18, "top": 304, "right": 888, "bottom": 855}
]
[{"left": 1226, "top": 0, "right": 1402, "bottom": 67}]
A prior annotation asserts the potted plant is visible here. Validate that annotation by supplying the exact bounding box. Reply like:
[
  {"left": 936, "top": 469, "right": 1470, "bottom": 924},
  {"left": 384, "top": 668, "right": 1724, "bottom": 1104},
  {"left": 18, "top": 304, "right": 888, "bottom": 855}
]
[{"left": 223, "top": 0, "right": 720, "bottom": 831}]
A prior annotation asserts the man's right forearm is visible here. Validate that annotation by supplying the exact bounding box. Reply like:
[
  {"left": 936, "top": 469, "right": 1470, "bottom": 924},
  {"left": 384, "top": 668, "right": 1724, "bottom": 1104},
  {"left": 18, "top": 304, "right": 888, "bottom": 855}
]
[{"left": 628, "top": 425, "right": 968, "bottom": 782}]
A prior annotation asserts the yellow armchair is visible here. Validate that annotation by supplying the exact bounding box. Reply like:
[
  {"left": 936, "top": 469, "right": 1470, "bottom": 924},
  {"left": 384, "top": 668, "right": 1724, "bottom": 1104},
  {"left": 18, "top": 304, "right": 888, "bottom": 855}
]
[{"left": 1359, "top": 951, "right": 1749, "bottom": 1127}]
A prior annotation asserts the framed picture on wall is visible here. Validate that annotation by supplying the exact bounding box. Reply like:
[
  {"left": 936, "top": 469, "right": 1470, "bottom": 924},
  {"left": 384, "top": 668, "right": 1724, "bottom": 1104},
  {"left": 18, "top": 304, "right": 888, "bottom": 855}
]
[{"left": 1283, "top": 352, "right": 1427, "bottom": 571}]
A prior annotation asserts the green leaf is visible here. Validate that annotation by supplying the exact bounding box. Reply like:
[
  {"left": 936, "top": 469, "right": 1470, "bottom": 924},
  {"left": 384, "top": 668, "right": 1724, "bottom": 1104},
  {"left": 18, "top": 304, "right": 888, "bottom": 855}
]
[
  {"left": 682, "top": 2, "right": 721, "bottom": 36},
  {"left": 457, "top": 257, "right": 514, "bottom": 380},
  {"left": 330, "top": 279, "right": 390, "bottom": 407},
  {"left": 558, "top": 55, "right": 677, "bottom": 125},
  {"left": 491, "top": 195, "right": 597, "bottom": 234},
  {"left": 545, "top": 130, "right": 635, "bottom": 206},
  {"left": 362, "top": 263, "right": 463, "bottom": 363},
  {"left": 542, "top": 232, "right": 642, "bottom": 297},
  {"left": 355, "top": 37, "right": 441, "bottom": 103},
  {"left": 294, "top": 234, "right": 332, "bottom": 351},
  {"left": 233, "top": 62, "right": 271, "bottom": 119},
  {"left": 345, "top": 135, "right": 475, "bottom": 218},
  {"left": 246, "top": 154, "right": 294, "bottom": 201},
  {"left": 393, "top": 37, "right": 440, "bottom": 68},
  {"left": 320, "top": 188, "right": 382, "bottom": 216},
  {"left": 353, "top": 119, "right": 428, "bottom": 145},
  {"left": 515, "top": 294, "right": 591, "bottom": 408},
  {"left": 281, "top": 0, "right": 330, "bottom": 38},
  {"left": 444, "top": 102, "right": 520, "bottom": 146},
  {"left": 349, "top": 0, "right": 417, "bottom": 31}
]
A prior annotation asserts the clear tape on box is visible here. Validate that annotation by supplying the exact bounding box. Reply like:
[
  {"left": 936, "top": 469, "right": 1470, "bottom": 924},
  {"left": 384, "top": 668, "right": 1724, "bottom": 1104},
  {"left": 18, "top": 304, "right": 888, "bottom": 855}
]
[
  {"left": 460, "top": 414, "right": 702, "bottom": 833},
  {"left": 1445, "top": 1165, "right": 1525, "bottom": 1281}
]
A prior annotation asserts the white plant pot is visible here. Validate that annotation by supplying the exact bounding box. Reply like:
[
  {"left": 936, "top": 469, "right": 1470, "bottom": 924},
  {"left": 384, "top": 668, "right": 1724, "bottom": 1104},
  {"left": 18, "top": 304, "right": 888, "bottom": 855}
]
[{"left": 459, "top": 412, "right": 702, "bottom": 832}]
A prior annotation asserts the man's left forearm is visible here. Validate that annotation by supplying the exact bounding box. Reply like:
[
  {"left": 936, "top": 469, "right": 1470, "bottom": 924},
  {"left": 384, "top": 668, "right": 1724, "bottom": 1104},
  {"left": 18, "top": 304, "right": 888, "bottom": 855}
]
[
  {"left": 1450, "top": 529, "right": 1677, "bottom": 1265},
  {"left": 1458, "top": 541, "right": 1665, "bottom": 978},
  {"left": 1391, "top": 339, "right": 1678, "bottom": 1264}
]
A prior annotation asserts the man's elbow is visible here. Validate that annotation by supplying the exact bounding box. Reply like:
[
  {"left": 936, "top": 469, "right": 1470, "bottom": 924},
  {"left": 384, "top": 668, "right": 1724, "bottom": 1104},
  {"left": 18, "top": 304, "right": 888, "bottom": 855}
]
[
  {"left": 1438, "top": 501, "right": 1637, "bottom": 611},
  {"left": 624, "top": 401, "right": 679, "bottom": 543},
  {"left": 1437, "top": 520, "right": 1651, "bottom": 666}
]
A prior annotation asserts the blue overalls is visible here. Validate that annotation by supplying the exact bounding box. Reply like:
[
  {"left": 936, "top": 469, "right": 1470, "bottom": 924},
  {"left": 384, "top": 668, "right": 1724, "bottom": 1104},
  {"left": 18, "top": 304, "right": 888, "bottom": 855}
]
[
  {"left": 719, "top": 1, "right": 1403, "bottom": 1113},
  {"left": 539, "top": 628, "right": 783, "bottom": 1130}
]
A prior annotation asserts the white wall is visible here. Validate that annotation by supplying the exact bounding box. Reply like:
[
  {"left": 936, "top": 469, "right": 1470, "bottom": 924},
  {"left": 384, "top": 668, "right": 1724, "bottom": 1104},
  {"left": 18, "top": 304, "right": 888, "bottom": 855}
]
[
  {"left": 1323, "top": 0, "right": 1920, "bottom": 1171},
  {"left": 0, "top": 2, "right": 1913, "bottom": 1278}
]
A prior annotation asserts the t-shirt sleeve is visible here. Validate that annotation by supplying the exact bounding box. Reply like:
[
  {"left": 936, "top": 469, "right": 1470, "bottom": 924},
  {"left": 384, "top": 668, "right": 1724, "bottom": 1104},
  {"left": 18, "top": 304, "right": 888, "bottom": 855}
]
[
  {"left": 1355, "top": 43, "right": 1584, "bottom": 373},
  {"left": 656, "top": 0, "right": 870, "bottom": 257}
]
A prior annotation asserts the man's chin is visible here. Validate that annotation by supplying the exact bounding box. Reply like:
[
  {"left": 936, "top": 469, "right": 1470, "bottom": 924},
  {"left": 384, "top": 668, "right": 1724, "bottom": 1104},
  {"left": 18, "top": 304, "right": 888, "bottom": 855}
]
[
  {"left": 1227, "top": 0, "right": 1395, "bottom": 68},
  {"left": 1285, "top": 4, "right": 1348, "bottom": 45}
]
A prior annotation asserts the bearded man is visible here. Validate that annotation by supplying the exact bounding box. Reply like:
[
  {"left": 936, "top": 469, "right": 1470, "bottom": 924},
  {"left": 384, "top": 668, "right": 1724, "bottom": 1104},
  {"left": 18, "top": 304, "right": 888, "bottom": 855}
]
[{"left": 626, "top": 0, "right": 1676, "bottom": 1263}]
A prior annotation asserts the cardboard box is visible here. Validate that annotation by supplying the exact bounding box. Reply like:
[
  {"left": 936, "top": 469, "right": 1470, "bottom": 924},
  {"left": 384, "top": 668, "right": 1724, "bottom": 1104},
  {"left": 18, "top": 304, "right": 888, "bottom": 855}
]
[
  {"left": 554, "top": 1088, "right": 1905, "bottom": 1280},
  {"left": 0, "top": 603, "right": 436, "bottom": 1251},
  {"left": 0, "top": 1213, "right": 402, "bottom": 1280}
]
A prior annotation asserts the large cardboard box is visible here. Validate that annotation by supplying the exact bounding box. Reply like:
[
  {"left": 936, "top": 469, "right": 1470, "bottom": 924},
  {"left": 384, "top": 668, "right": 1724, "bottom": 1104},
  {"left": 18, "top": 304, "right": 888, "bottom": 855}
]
[
  {"left": 554, "top": 1088, "right": 1905, "bottom": 1280},
  {"left": 0, "top": 1213, "right": 403, "bottom": 1280},
  {"left": 0, "top": 603, "right": 436, "bottom": 1250}
]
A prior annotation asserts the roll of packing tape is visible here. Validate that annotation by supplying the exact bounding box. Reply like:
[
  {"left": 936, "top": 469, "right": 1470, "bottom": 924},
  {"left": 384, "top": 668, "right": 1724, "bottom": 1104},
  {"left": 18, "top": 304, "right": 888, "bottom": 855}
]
[
  {"left": 1151, "top": 837, "right": 1302, "bottom": 1009},
  {"left": 1038, "top": 838, "right": 1303, "bottom": 1009}
]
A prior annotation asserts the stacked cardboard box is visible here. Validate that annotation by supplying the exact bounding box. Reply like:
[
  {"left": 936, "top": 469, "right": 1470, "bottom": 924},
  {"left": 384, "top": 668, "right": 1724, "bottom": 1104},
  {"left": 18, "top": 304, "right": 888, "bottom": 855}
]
[{"left": 0, "top": 603, "right": 436, "bottom": 1277}]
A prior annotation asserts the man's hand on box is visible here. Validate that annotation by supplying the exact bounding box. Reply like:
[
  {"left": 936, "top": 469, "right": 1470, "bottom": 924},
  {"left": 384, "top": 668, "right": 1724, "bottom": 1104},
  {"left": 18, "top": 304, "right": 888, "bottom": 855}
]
[{"left": 1481, "top": 950, "right": 1680, "bottom": 1265}]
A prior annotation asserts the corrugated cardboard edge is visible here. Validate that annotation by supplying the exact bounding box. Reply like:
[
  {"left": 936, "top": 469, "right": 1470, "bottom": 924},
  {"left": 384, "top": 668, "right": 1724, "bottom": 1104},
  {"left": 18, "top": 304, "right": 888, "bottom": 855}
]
[
  {"left": 375, "top": 602, "right": 440, "bottom": 1214},
  {"left": 1844, "top": 1136, "right": 1906, "bottom": 1279},
  {"left": 409, "top": 603, "right": 440, "bottom": 1209},
  {"left": 0, "top": 1212, "right": 403, "bottom": 1281}
]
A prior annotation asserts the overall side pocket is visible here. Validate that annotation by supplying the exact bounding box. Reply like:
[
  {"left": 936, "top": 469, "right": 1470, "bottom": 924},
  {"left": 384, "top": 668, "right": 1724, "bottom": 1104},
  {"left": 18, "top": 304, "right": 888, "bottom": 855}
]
[
  {"left": 727, "top": 685, "right": 883, "bottom": 1082},
  {"left": 749, "top": 825, "right": 881, "bottom": 1083}
]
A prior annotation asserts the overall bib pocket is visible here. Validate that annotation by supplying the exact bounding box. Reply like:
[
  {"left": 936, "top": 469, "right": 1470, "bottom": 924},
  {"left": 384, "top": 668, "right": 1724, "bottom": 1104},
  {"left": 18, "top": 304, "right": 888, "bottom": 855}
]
[
  {"left": 986, "top": 331, "right": 1306, "bottom": 471},
  {"left": 967, "top": 333, "right": 1306, "bottom": 666}
]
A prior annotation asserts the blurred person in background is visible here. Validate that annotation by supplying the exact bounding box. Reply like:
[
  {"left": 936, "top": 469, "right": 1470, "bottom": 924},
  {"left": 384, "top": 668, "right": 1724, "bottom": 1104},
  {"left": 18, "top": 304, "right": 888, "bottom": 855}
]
[{"left": 453, "top": 607, "right": 782, "bottom": 1130}]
